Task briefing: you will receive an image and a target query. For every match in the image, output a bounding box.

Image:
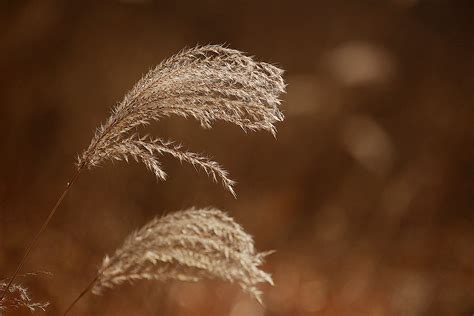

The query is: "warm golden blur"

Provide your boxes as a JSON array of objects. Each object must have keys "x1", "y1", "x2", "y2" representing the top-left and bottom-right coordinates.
[{"x1": 0, "y1": 1, "x2": 472, "y2": 315}]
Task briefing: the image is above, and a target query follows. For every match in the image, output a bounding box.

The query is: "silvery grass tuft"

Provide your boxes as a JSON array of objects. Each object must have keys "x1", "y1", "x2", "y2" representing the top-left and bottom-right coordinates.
[
  {"x1": 77, "y1": 44, "x2": 285, "y2": 195},
  {"x1": 2, "y1": 44, "x2": 285, "y2": 300},
  {"x1": 64, "y1": 208, "x2": 273, "y2": 314},
  {"x1": 0, "y1": 280, "x2": 48, "y2": 313}
]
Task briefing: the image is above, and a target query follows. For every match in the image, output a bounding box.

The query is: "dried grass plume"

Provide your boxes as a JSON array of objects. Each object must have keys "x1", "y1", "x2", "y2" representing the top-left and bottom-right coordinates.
[
  {"x1": 77, "y1": 45, "x2": 286, "y2": 195},
  {"x1": 92, "y1": 207, "x2": 273, "y2": 303},
  {"x1": 0, "y1": 280, "x2": 49, "y2": 313}
]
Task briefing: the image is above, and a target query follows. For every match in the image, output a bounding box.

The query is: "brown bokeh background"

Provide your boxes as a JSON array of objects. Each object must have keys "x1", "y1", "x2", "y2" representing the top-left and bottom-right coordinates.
[{"x1": 0, "y1": 0, "x2": 472, "y2": 315}]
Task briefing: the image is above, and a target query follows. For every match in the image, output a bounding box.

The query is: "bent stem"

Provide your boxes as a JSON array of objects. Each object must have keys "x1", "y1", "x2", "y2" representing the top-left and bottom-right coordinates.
[
  {"x1": 0, "y1": 166, "x2": 84, "y2": 302},
  {"x1": 63, "y1": 273, "x2": 99, "y2": 315}
]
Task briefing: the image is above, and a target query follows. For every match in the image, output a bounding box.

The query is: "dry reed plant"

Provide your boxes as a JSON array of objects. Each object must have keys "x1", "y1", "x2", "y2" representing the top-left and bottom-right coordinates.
[
  {"x1": 64, "y1": 208, "x2": 273, "y2": 314},
  {"x1": 77, "y1": 44, "x2": 285, "y2": 195},
  {"x1": 2, "y1": 44, "x2": 285, "y2": 312},
  {"x1": 0, "y1": 280, "x2": 48, "y2": 313}
]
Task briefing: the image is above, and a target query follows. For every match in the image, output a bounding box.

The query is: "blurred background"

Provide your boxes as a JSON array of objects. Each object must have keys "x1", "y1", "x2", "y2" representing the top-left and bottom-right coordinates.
[{"x1": 0, "y1": 0, "x2": 472, "y2": 315}]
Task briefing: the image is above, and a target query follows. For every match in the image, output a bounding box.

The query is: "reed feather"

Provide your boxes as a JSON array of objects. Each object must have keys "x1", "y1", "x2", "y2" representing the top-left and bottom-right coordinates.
[
  {"x1": 92, "y1": 207, "x2": 273, "y2": 303},
  {"x1": 77, "y1": 45, "x2": 285, "y2": 195}
]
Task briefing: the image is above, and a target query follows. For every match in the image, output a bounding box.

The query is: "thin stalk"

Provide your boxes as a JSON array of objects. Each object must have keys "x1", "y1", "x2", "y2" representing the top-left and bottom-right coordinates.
[
  {"x1": 0, "y1": 166, "x2": 83, "y2": 301},
  {"x1": 63, "y1": 273, "x2": 99, "y2": 316},
  {"x1": 63, "y1": 245, "x2": 121, "y2": 315}
]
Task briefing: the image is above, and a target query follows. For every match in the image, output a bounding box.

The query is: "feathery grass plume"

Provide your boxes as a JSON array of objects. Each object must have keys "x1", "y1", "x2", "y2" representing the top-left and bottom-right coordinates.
[
  {"x1": 77, "y1": 44, "x2": 286, "y2": 195},
  {"x1": 0, "y1": 280, "x2": 49, "y2": 313},
  {"x1": 93, "y1": 207, "x2": 273, "y2": 303},
  {"x1": 2, "y1": 44, "x2": 285, "y2": 302}
]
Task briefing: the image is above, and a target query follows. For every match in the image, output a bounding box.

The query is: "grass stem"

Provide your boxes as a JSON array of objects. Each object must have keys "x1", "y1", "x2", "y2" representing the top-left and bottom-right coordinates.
[
  {"x1": 0, "y1": 167, "x2": 83, "y2": 302},
  {"x1": 63, "y1": 274, "x2": 99, "y2": 316}
]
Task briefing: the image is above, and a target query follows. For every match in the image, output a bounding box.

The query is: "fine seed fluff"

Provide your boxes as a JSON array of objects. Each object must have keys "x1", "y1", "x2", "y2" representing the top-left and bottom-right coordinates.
[
  {"x1": 0, "y1": 280, "x2": 49, "y2": 313},
  {"x1": 77, "y1": 45, "x2": 286, "y2": 195},
  {"x1": 92, "y1": 208, "x2": 274, "y2": 303}
]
